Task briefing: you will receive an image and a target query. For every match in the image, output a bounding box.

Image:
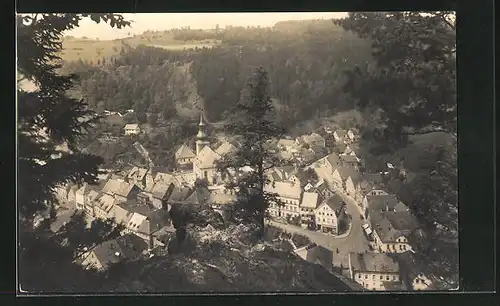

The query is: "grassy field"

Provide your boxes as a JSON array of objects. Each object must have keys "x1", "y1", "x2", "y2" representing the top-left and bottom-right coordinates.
[{"x1": 60, "y1": 31, "x2": 220, "y2": 63}]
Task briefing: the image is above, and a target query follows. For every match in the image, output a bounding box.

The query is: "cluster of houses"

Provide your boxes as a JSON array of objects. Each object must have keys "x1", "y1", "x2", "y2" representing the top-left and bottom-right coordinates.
[{"x1": 50, "y1": 112, "x2": 431, "y2": 290}]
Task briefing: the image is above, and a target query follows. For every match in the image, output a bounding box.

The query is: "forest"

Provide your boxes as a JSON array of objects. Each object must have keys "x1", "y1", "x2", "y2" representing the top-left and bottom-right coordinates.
[{"x1": 63, "y1": 20, "x2": 374, "y2": 128}]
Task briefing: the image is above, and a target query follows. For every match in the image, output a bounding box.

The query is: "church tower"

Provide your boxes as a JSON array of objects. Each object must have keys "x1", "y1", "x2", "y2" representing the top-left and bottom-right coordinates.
[{"x1": 195, "y1": 111, "x2": 210, "y2": 155}]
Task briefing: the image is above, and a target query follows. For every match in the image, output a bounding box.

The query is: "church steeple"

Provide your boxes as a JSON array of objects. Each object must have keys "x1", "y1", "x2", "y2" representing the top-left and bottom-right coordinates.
[{"x1": 195, "y1": 110, "x2": 210, "y2": 155}]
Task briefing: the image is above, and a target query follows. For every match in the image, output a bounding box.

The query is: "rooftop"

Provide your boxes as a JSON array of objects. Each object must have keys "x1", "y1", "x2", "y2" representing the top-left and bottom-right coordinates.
[
  {"x1": 124, "y1": 124, "x2": 139, "y2": 129},
  {"x1": 264, "y1": 181, "x2": 302, "y2": 200},
  {"x1": 175, "y1": 144, "x2": 196, "y2": 159},
  {"x1": 349, "y1": 252, "x2": 399, "y2": 274},
  {"x1": 301, "y1": 192, "x2": 320, "y2": 209}
]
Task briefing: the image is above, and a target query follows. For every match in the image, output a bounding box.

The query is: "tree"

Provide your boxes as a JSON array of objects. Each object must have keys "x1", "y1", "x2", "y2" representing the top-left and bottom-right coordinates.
[
  {"x1": 17, "y1": 13, "x2": 130, "y2": 291},
  {"x1": 216, "y1": 67, "x2": 285, "y2": 238},
  {"x1": 336, "y1": 12, "x2": 456, "y2": 148}
]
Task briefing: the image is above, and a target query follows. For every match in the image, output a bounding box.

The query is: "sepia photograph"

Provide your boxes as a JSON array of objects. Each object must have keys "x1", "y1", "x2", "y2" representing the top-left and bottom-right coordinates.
[{"x1": 17, "y1": 12, "x2": 457, "y2": 294}]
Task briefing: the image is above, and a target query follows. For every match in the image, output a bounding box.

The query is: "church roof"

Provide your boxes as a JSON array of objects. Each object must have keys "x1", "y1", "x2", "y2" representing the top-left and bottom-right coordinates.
[
  {"x1": 194, "y1": 146, "x2": 221, "y2": 169},
  {"x1": 175, "y1": 144, "x2": 196, "y2": 159}
]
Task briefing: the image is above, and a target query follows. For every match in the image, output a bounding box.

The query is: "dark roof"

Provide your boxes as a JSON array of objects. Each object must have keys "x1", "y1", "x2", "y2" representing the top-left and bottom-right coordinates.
[
  {"x1": 184, "y1": 187, "x2": 212, "y2": 205},
  {"x1": 395, "y1": 251, "x2": 427, "y2": 280},
  {"x1": 370, "y1": 210, "x2": 418, "y2": 242},
  {"x1": 305, "y1": 245, "x2": 333, "y2": 271},
  {"x1": 326, "y1": 153, "x2": 340, "y2": 167},
  {"x1": 349, "y1": 252, "x2": 399, "y2": 273},
  {"x1": 324, "y1": 194, "x2": 345, "y2": 212},
  {"x1": 91, "y1": 234, "x2": 148, "y2": 269},
  {"x1": 167, "y1": 187, "x2": 193, "y2": 204},
  {"x1": 365, "y1": 194, "x2": 400, "y2": 212}
]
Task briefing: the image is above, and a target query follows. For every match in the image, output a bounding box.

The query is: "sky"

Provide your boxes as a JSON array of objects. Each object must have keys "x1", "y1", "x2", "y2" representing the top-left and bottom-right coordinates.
[{"x1": 64, "y1": 12, "x2": 348, "y2": 40}]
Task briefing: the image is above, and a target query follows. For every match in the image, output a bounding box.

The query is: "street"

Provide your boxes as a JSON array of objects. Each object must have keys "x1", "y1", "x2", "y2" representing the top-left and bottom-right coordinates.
[{"x1": 267, "y1": 189, "x2": 370, "y2": 267}]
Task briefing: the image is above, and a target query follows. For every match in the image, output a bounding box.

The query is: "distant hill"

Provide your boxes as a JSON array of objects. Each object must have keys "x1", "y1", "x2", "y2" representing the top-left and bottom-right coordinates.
[{"x1": 60, "y1": 33, "x2": 220, "y2": 63}]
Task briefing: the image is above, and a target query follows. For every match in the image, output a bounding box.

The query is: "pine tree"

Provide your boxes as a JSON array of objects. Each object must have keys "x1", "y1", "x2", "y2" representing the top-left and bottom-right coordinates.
[
  {"x1": 17, "y1": 13, "x2": 130, "y2": 292},
  {"x1": 216, "y1": 67, "x2": 285, "y2": 238}
]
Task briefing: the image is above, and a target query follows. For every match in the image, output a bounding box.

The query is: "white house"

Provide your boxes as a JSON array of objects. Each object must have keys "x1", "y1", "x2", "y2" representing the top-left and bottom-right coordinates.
[
  {"x1": 126, "y1": 167, "x2": 149, "y2": 189},
  {"x1": 296, "y1": 133, "x2": 326, "y2": 148},
  {"x1": 299, "y1": 191, "x2": 321, "y2": 226},
  {"x1": 124, "y1": 124, "x2": 140, "y2": 135},
  {"x1": 346, "y1": 129, "x2": 359, "y2": 142},
  {"x1": 314, "y1": 194, "x2": 346, "y2": 235},
  {"x1": 396, "y1": 252, "x2": 433, "y2": 291},
  {"x1": 370, "y1": 210, "x2": 418, "y2": 254},
  {"x1": 193, "y1": 145, "x2": 222, "y2": 185},
  {"x1": 348, "y1": 252, "x2": 401, "y2": 291},
  {"x1": 265, "y1": 181, "x2": 302, "y2": 219}
]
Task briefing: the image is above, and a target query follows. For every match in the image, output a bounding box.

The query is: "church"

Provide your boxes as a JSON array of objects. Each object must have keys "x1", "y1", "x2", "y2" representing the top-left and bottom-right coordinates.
[{"x1": 174, "y1": 112, "x2": 237, "y2": 186}]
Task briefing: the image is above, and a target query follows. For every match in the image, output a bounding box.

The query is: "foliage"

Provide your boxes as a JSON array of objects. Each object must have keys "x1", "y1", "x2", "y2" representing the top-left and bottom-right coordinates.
[
  {"x1": 17, "y1": 13, "x2": 130, "y2": 291},
  {"x1": 336, "y1": 12, "x2": 456, "y2": 149},
  {"x1": 216, "y1": 67, "x2": 286, "y2": 238}
]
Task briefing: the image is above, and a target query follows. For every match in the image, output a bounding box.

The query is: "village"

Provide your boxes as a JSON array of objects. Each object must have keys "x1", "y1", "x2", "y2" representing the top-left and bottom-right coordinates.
[{"x1": 48, "y1": 112, "x2": 433, "y2": 292}]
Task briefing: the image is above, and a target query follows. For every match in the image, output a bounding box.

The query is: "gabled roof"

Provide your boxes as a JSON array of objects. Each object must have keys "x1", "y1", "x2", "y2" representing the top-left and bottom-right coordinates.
[
  {"x1": 91, "y1": 234, "x2": 148, "y2": 269},
  {"x1": 76, "y1": 183, "x2": 89, "y2": 195},
  {"x1": 349, "y1": 252, "x2": 399, "y2": 273},
  {"x1": 370, "y1": 210, "x2": 418, "y2": 242},
  {"x1": 175, "y1": 144, "x2": 196, "y2": 159},
  {"x1": 87, "y1": 190, "x2": 100, "y2": 203},
  {"x1": 321, "y1": 194, "x2": 345, "y2": 212},
  {"x1": 335, "y1": 166, "x2": 360, "y2": 183},
  {"x1": 305, "y1": 244, "x2": 333, "y2": 271},
  {"x1": 127, "y1": 167, "x2": 148, "y2": 181},
  {"x1": 126, "y1": 212, "x2": 148, "y2": 231},
  {"x1": 194, "y1": 146, "x2": 221, "y2": 169},
  {"x1": 301, "y1": 192, "x2": 320, "y2": 209},
  {"x1": 326, "y1": 153, "x2": 340, "y2": 168},
  {"x1": 215, "y1": 141, "x2": 237, "y2": 156},
  {"x1": 365, "y1": 194, "x2": 400, "y2": 212},
  {"x1": 166, "y1": 187, "x2": 193, "y2": 204},
  {"x1": 264, "y1": 181, "x2": 302, "y2": 200},
  {"x1": 108, "y1": 204, "x2": 134, "y2": 225},
  {"x1": 154, "y1": 172, "x2": 176, "y2": 185},
  {"x1": 150, "y1": 182, "x2": 174, "y2": 200},
  {"x1": 95, "y1": 194, "x2": 119, "y2": 213},
  {"x1": 124, "y1": 124, "x2": 139, "y2": 130},
  {"x1": 102, "y1": 179, "x2": 137, "y2": 198}
]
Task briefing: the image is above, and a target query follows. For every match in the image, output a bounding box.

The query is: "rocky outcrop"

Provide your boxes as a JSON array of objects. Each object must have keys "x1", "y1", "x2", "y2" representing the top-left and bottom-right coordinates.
[{"x1": 104, "y1": 223, "x2": 352, "y2": 292}]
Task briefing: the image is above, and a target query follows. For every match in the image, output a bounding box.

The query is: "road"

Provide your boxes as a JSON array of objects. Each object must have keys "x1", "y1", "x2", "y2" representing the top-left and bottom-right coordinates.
[{"x1": 267, "y1": 189, "x2": 370, "y2": 266}]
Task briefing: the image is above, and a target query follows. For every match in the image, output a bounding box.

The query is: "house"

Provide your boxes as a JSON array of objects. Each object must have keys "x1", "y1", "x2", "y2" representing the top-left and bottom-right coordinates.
[
  {"x1": 395, "y1": 251, "x2": 433, "y2": 290},
  {"x1": 94, "y1": 193, "x2": 121, "y2": 220},
  {"x1": 355, "y1": 173, "x2": 384, "y2": 202},
  {"x1": 346, "y1": 129, "x2": 359, "y2": 142},
  {"x1": 193, "y1": 145, "x2": 222, "y2": 185},
  {"x1": 296, "y1": 133, "x2": 326, "y2": 148},
  {"x1": 265, "y1": 181, "x2": 302, "y2": 219},
  {"x1": 215, "y1": 140, "x2": 238, "y2": 156},
  {"x1": 108, "y1": 204, "x2": 134, "y2": 226},
  {"x1": 342, "y1": 143, "x2": 361, "y2": 157},
  {"x1": 362, "y1": 193, "x2": 398, "y2": 216},
  {"x1": 295, "y1": 243, "x2": 333, "y2": 272},
  {"x1": 314, "y1": 194, "x2": 346, "y2": 235},
  {"x1": 340, "y1": 154, "x2": 360, "y2": 169},
  {"x1": 83, "y1": 190, "x2": 100, "y2": 216},
  {"x1": 67, "y1": 184, "x2": 79, "y2": 206},
  {"x1": 80, "y1": 234, "x2": 148, "y2": 271},
  {"x1": 333, "y1": 130, "x2": 347, "y2": 142},
  {"x1": 314, "y1": 180, "x2": 335, "y2": 199},
  {"x1": 124, "y1": 124, "x2": 140, "y2": 135},
  {"x1": 153, "y1": 172, "x2": 176, "y2": 185},
  {"x1": 370, "y1": 210, "x2": 418, "y2": 253},
  {"x1": 126, "y1": 167, "x2": 149, "y2": 189},
  {"x1": 175, "y1": 144, "x2": 196, "y2": 165},
  {"x1": 348, "y1": 252, "x2": 401, "y2": 291},
  {"x1": 165, "y1": 186, "x2": 193, "y2": 206},
  {"x1": 148, "y1": 182, "x2": 175, "y2": 210},
  {"x1": 331, "y1": 166, "x2": 359, "y2": 191},
  {"x1": 132, "y1": 208, "x2": 172, "y2": 248},
  {"x1": 277, "y1": 138, "x2": 297, "y2": 151},
  {"x1": 299, "y1": 191, "x2": 322, "y2": 226},
  {"x1": 101, "y1": 179, "x2": 141, "y2": 203}
]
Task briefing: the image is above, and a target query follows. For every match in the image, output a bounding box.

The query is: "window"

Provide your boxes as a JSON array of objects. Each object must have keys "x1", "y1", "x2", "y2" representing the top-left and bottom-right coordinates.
[
  {"x1": 365, "y1": 275, "x2": 368, "y2": 279},
  {"x1": 393, "y1": 276, "x2": 397, "y2": 281},
  {"x1": 372, "y1": 275, "x2": 375, "y2": 280},
  {"x1": 357, "y1": 274, "x2": 361, "y2": 279},
  {"x1": 403, "y1": 245, "x2": 407, "y2": 250},
  {"x1": 399, "y1": 245, "x2": 403, "y2": 251},
  {"x1": 204, "y1": 171, "x2": 208, "y2": 180},
  {"x1": 380, "y1": 275, "x2": 383, "y2": 280},
  {"x1": 415, "y1": 279, "x2": 420, "y2": 284},
  {"x1": 386, "y1": 276, "x2": 390, "y2": 281}
]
